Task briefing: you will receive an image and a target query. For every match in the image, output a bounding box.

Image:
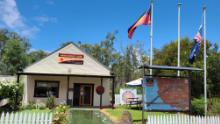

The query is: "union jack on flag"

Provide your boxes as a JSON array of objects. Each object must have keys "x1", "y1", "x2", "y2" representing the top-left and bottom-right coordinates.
[
  {"x1": 194, "y1": 25, "x2": 203, "y2": 43},
  {"x1": 189, "y1": 25, "x2": 203, "y2": 64}
]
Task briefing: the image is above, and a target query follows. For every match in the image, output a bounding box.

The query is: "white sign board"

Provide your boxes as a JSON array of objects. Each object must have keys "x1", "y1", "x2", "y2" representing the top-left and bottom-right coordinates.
[{"x1": 120, "y1": 89, "x2": 137, "y2": 104}]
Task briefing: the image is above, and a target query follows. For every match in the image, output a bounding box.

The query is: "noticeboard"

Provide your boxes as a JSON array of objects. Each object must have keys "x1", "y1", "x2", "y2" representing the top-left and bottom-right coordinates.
[
  {"x1": 143, "y1": 76, "x2": 190, "y2": 112},
  {"x1": 120, "y1": 89, "x2": 137, "y2": 105}
]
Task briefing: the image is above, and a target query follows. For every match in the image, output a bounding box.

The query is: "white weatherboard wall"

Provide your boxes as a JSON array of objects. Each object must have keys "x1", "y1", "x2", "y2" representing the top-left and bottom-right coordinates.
[
  {"x1": 23, "y1": 75, "x2": 112, "y2": 107},
  {"x1": 24, "y1": 75, "x2": 67, "y2": 105},
  {"x1": 102, "y1": 78, "x2": 112, "y2": 106}
]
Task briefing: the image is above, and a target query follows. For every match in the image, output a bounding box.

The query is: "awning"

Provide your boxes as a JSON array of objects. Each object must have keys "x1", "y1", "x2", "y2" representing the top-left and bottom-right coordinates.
[
  {"x1": 139, "y1": 64, "x2": 202, "y2": 71},
  {"x1": 126, "y1": 78, "x2": 142, "y2": 86}
]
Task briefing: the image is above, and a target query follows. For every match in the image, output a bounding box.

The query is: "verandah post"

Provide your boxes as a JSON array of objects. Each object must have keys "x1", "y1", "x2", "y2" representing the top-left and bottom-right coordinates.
[
  {"x1": 66, "y1": 75, "x2": 70, "y2": 105},
  {"x1": 100, "y1": 77, "x2": 103, "y2": 109},
  {"x1": 111, "y1": 76, "x2": 115, "y2": 109}
]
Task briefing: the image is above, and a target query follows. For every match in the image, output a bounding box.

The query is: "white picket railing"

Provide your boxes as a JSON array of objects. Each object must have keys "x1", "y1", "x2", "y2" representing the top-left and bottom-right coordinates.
[
  {"x1": 0, "y1": 112, "x2": 53, "y2": 124},
  {"x1": 147, "y1": 114, "x2": 220, "y2": 124}
]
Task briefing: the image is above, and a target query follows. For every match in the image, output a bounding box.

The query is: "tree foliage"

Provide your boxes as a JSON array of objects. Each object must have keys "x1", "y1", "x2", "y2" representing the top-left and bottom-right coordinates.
[
  {"x1": 0, "y1": 29, "x2": 47, "y2": 75},
  {"x1": 28, "y1": 50, "x2": 48, "y2": 64},
  {"x1": 77, "y1": 31, "x2": 118, "y2": 67},
  {"x1": 153, "y1": 38, "x2": 219, "y2": 98},
  {"x1": 0, "y1": 80, "x2": 23, "y2": 112},
  {"x1": 0, "y1": 30, "x2": 31, "y2": 74},
  {"x1": 207, "y1": 52, "x2": 220, "y2": 97}
]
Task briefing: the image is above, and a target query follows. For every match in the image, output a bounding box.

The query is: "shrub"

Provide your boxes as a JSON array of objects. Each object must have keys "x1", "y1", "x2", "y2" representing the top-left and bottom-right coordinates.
[
  {"x1": 208, "y1": 98, "x2": 220, "y2": 115},
  {"x1": 37, "y1": 102, "x2": 47, "y2": 109},
  {"x1": 191, "y1": 98, "x2": 204, "y2": 115},
  {"x1": 20, "y1": 101, "x2": 36, "y2": 110},
  {"x1": 46, "y1": 96, "x2": 55, "y2": 109},
  {"x1": 0, "y1": 80, "x2": 23, "y2": 112},
  {"x1": 53, "y1": 104, "x2": 69, "y2": 124}
]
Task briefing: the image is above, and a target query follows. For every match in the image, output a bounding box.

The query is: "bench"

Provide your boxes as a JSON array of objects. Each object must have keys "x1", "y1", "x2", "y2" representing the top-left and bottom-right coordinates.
[{"x1": 128, "y1": 98, "x2": 142, "y2": 108}]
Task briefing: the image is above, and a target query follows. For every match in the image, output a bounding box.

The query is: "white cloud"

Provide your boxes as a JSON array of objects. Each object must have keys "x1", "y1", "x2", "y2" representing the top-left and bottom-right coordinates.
[
  {"x1": 0, "y1": 0, "x2": 39, "y2": 37},
  {"x1": 33, "y1": 15, "x2": 57, "y2": 26},
  {"x1": 0, "y1": 0, "x2": 24, "y2": 28},
  {"x1": 20, "y1": 26, "x2": 39, "y2": 38}
]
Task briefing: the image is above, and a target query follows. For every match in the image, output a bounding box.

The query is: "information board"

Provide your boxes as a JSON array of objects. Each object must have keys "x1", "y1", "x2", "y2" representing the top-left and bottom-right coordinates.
[
  {"x1": 120, "y1": 89, "x2": 137, "y2": 105},
  {"x1": 143, "y1": 76, "x2": 190, "y2": 112}
]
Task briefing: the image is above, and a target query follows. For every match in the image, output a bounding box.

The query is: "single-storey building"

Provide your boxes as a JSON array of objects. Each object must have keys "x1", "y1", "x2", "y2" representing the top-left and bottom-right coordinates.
[{"x1": 18, "y1": 43, "x2": 115, "y2": 108}]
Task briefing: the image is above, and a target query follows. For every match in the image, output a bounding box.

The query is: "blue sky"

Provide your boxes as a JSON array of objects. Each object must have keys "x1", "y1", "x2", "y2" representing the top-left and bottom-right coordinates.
[{"x1": 0, "y1": 0, "x2": 219, "y2": 54}]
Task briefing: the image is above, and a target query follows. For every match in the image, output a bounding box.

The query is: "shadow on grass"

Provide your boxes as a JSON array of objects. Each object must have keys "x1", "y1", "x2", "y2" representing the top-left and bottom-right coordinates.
[{"x1": 133, "y1": 119, "x2": 147, "y2": 124}]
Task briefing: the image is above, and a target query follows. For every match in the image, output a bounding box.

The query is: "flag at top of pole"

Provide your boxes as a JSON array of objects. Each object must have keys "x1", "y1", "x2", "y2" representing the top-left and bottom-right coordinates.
[
  {"x1": 195, "y1": 25, "x2": 203, "y2": 42},
  {"x1": 188, "y1": 25, "x2": 203, "y2": 64},
  {"x1": 128, "y1": 6, "x2": 151, "y2": 39}
]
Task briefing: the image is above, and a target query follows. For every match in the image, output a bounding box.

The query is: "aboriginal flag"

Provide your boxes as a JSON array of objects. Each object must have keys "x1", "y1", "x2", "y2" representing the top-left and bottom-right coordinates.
[{"x1": 128, "y1": 7, "x2": 151, "y2": 39}]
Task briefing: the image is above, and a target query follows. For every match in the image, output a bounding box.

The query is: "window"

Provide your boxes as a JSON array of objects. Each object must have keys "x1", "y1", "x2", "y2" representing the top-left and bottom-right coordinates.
[{"x1": 34, "y1": 80, "x2": 59, "y2": 98}]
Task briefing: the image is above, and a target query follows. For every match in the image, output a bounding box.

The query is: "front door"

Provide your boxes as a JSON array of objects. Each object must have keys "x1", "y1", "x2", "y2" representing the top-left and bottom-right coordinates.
[{"x1": 73, "y1": 83, "x2": 93, "y2": 106}]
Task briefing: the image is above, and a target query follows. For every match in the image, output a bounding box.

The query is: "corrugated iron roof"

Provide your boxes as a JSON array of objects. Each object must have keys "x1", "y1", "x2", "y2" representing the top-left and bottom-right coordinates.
[{"x1": 139, "y1": 64, "x2": 202, "y2": 71}]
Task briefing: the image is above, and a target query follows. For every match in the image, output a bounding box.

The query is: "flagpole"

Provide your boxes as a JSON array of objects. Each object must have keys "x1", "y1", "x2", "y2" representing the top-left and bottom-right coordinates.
[
  {"x1": 203, "y1": 5, "x2": 207, "y2": 116},
  {"x1": 150, "y1": 0, "x2": 154, "y2": 75},
  {"x1": 177, "y1": 0, "x2": 181, "y2": 76},
  {"x1": 177, "y1": 2, "x2": 181, "y2": 123}
]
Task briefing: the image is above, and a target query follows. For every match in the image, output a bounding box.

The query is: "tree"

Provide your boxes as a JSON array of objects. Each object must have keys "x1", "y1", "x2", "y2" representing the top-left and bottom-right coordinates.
[
  {"x1": 0, "y1": 29, "x2": 10, "y2": 56},
  {"x1": 0, "y1": 80, "x2": 23, "y2": 112},
  {"x1": 73, "y1": 31, "x2": 119, "y2": 68},
  {"x1": 28, "y1": 50, "x2": 48, "y2": 63},
  {"x1": 153, "y1": 38, "x2": 219, "y2": 98},
  {"x1": 0, "y1": 33, "x2": 30, "y2": 74},
  {"x1": 207, "y1": 52, "x2": 220, "y2": 97},
  {"x1": 100, "y1": 32, "x2": 117, "y2": 66},
  {"x1": 110, "y1": 41, "x2": 148, "y2": 89}
]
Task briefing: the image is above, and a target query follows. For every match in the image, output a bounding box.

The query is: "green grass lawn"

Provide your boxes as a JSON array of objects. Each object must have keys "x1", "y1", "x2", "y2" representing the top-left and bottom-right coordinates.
[
  {"x1": 104, "y1": 106, "x2": 168, "y2": 124},
  {"x1": 18, "y1": 108, "x2": 52, "y2": 114}
]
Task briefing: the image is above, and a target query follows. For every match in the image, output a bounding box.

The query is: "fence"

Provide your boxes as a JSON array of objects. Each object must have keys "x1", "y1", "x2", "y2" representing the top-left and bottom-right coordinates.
[
  {"x1": 147, "y1": 114, "x2": 220, "y2": 124},
  {"x1": 0, "y1": 112, "x2": 53, "y2": 124}
]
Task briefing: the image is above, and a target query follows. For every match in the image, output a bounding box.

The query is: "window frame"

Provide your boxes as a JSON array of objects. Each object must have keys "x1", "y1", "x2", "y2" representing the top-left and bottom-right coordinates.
[{"x1": 34, "y1": 80, "x2": 60, "y2": 98}]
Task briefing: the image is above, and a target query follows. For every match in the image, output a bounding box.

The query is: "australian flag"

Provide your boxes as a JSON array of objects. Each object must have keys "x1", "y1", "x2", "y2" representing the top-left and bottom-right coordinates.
[{"x1": 189, "y1": 25, "x2": 203, "y2": 64}]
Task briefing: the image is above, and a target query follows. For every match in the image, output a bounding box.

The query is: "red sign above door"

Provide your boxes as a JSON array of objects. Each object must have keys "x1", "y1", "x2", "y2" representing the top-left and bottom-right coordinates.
[{"x1": 58, "y1": 53, "x2": 84, "y2": 64}]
